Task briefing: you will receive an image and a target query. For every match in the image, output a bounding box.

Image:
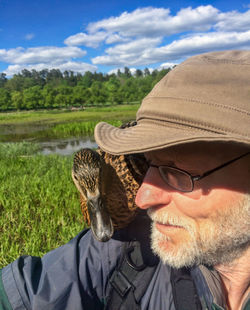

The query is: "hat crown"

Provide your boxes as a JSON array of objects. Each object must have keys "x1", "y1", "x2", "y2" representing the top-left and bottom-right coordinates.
[
  {"x1": 137, "y1": 50, "x2": 250, "y2": 137},
  {"x1": 95, "y1": 51, "x2": 250, "y2": 155}
]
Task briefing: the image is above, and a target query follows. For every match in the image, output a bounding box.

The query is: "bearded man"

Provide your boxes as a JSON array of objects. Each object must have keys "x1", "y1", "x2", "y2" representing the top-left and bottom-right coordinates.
[{"x1": 1, "y1": 50, "x2": 249, "y2": 310}]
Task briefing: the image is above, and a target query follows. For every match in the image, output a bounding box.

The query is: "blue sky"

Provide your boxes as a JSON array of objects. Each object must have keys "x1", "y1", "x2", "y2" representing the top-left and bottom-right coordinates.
[{"x1": 1, "y1": 0, "x2": 250, "y2": 76}]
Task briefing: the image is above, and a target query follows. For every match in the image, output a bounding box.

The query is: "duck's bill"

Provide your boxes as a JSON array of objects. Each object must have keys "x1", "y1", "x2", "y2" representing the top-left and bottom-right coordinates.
[{"x1": 87, "y1": 197, "x2": 114, "y2": 242}]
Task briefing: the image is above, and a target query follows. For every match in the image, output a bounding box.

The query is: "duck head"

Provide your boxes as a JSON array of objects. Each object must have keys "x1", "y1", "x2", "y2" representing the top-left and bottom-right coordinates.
[{"x1": 72, "y1": 148, "x2": 114, "y2": 242}]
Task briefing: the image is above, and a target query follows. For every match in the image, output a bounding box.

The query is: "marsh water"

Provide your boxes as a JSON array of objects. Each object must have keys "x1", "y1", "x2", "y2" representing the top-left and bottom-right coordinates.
[
  {"x1": 40, "y1": 138, "x2": 97, "y2": 155},
  {"x1": 0, "y1": 122, "x2": 97, "y2": 155}
]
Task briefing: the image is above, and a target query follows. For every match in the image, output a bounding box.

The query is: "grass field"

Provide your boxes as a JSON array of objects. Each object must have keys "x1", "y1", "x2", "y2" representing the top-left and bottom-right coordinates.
[
  {"x1": 0, "y1": 105, "x2": 139, "y2": 268},
  {"x1": 0, "y1": 104, "x2": 139, "y2": 125},
  {"x1": 0, "y1": 142, "x2": 84, "y2": 268}
]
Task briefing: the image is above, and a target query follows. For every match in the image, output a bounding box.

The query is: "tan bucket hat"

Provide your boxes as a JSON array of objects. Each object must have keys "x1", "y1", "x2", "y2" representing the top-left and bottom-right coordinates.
[{"x1": 95, "y1": 50, "x2": 250, "y2": 155}]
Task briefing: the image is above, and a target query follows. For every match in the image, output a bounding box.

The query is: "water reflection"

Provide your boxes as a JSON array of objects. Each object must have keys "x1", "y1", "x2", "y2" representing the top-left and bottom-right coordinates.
[
  {"x1": 0, "y1": 123, "x2": 52, "y2": 142},
  {"x1": 40, "y1": 137, "x2": 97, "y2": 155},
  {"x1": 0, "y1": 123, "x2": 99, "y2": 155}
]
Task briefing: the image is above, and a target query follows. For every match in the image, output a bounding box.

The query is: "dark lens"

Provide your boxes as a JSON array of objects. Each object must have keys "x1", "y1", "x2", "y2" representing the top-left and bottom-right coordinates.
[{"x1": 159, "y1": 166, "x2": 193, "y2": 192}]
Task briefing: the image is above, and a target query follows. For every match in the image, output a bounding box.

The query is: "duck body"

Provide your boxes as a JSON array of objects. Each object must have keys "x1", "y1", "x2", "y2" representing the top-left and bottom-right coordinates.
[{"x1": 72, "y1": 147, "x2": 148, "y2": 242}]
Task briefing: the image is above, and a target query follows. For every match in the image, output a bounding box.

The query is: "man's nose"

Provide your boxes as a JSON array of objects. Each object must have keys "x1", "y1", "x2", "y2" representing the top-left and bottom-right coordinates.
[{"x1": 135, "y1": 167, "x2": 172, "y2": 210}]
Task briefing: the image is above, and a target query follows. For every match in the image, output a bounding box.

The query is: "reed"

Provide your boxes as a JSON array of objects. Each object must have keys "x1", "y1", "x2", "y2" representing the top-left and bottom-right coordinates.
[
  {"x1": 0, "y1": 142, "x2": 84, "y2": 268},
  {"x1": 51, "y1": 120, "x2": 123, "y2": 137}
]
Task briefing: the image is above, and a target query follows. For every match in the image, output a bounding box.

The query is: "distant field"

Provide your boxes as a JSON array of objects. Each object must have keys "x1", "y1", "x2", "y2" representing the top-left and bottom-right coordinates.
[
  {"x1": 0, "y1": 105, "x2": 138, "y2": 142},
  {"x1": 0, "y1": 105, "x2": 139, "y2": 142},
  {"x1": 0, "y1": 142, "x2": 84, "y2": 268},
  {"x1": 0, "y1": 104, "x2": 139, "y2": 125}
]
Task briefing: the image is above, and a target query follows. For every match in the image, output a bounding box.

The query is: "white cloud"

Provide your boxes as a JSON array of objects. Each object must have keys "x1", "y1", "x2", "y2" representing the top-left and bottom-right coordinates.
[
  {"x1": 4, "y1": 61, "x2": 97, "y2": 76},
  {"x1": 92, "y1": 38, "x2": 162, "y2": 66},
  {"x1": 64, "y1": 5, "x2": 250, "y2": 68},
  {"x1": 107, "y1": 68, "x2": 120, "y2": 75},
  {"x1": 0, "y1": 46, "x2": 91, "y2": 76},
  {"x1": 87, "y1": 6, "x2": 219, "y2": 38},
  {"x1": 25, "y1": 33, "x2": 35, "y2": 40},
  {"x1": 148, "y1": 30, "x2": 250, "y2": 62},
  {"x1": 63, "y1": 6, "x2": 220, "y2": 49},
  {"x1": 105, "y1": 33, "x2": 130, "y2": 44},
  {"x1": 215, "y1": 10, "x2": 250, "y2": 31},
  {"x1": 64, "y1": 31, "x2": 107, "y2": 47},
  {"x1": 0, "y1": 46, "x2": 86, "y2": 64},
  {"x1": 105, "y1": 37, "x2": 162, "y2": 55},
  {"x1": 159, "y1": 62, "x2": 178, "y2": 69},
  {"x1": 2, "y1": 5, "x2": 250, "y2": 75},
  {"x1": 92, "y1": 30, "x2": 250, "y2": 66}
]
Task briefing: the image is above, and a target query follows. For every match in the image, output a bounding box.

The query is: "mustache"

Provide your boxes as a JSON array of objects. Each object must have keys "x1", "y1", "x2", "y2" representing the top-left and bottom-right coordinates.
[{"x1": 147, "y1": 208, "x2": 192, "y2": 231}]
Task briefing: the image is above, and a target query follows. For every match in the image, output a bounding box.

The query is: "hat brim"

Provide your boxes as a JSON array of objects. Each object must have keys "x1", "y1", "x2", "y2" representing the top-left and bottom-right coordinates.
[{"x1": 94, "y1": 120, "x2": 249, "y2": 155}]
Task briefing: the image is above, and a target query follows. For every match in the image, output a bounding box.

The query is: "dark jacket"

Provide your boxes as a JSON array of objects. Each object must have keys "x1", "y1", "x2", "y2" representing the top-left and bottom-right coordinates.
[{"x1": 1, "y1": 215, "x2": 249, "y2": 310}]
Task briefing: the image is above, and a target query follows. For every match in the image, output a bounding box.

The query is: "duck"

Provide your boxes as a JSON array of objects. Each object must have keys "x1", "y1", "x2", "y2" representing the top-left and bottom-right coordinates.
[{"x1": 72, "y1": 131, "x2": 148, "y2": 242}]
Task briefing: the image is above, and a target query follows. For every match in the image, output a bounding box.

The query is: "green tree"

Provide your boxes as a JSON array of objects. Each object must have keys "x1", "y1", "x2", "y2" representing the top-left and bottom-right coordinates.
[
  {"x1": 0, "y1": 66, "x2": 172, "y2": 111},
  {"x1": 46, "y1": 69, "x2": 63, "y2": 87},
  {"x1": 0, "y1": 88, "x2": 11, "y2": 110},
  {"x1": 78, "y1": 71, "x2": 93, "y2": 88},
  {"x1": 90, "y1": 81, "x2": 108, "y2": 105},
  {"x1": 136, "y1": 75, "x2": 154, "y2": 100},
  {"x1": 117, "y1": 69, "x2": 122, "y2": 77},
  {"x1": 0, "y1": 73, "x2": 7, "y2": 88},
  {"x1": 23, "y1": 86, "x2": 43, "y2": 109},
  {"x1": 124, "y1": 67, "x2": 132, "y2": 78},
  {"x1": 42, "y1": 85, "x2": 57, "y2": 108},
  {"x1": 93, "y1": 72, "x2": 105, "y2": 82},
  {"x1": 21, "y1": 69, "x2": 32, "y2": 78},
  {"x1": 54, "y1": 85, "x2": 73, "y2": 108},
  {"x1": 120, "y1": 78, "x2": 138, "y2": 103},
  {"x1": 5, "y1": 74, "x2": 25, "y2": 92},
  {"x1": 11, "y1": 91, "x2": 23, "y2": 110},
  {"x1": 135, "y1": 69, "x2": 143, "y2": 78},
  {"x1": 72, "y1": 86, "x2": 91, "y2": 106},
  {"x1": 31, "y1": 69, "x2": 46, "y2": 87},
  {"x1": 105, "y1": 76, "x2": 121, "y2": 104},
  {"x1": 63, "y1": 71, "x2": 77, "y2": 87},
  {"x1": 144, "y1": 68, "x2": 150, "y2": 76}
]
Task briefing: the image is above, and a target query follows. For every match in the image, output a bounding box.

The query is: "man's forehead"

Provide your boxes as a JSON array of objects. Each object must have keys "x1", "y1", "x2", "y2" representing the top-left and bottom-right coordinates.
[{"x1": 144, "y1": 142, "x2": 247, "y2": 163}]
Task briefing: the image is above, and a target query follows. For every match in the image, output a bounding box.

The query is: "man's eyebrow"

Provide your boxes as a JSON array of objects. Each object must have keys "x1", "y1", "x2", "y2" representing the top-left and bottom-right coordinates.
[
  {"x1": 148, "y1": 158, "x2": 176, "y2": 167},
  {"x1": 145, "y1": 149, "x2": 192, "y2": 167}
]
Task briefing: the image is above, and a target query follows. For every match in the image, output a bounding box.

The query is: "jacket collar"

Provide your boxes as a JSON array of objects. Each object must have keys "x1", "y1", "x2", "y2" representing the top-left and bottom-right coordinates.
[
  {"x1": 191, "y1": 265, "x2": 250, "y2": 310},
  {"x1": 191, "y1": 265, "x2": 227, "y2": 309}
]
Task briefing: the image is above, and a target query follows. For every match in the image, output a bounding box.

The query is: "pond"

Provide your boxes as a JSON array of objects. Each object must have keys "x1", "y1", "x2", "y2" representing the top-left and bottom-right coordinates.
[
  {"x1": 40, "y1": 137, "x2": 97, "y2": 155},
  {"x1": 0, "y1": 122, "x2": 98, "y2": 155}
]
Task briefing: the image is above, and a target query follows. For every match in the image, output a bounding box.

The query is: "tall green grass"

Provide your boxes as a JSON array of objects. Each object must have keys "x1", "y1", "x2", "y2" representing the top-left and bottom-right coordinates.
[
  {"x1": 0, "y1": 142, "x2": 85, "y2": 268},
  {"x1": 0, "y1": 120, "x2": 125, "y2": 142},
  {"x1": 50, "y1": 120, "x2": 123, "y2": 137}
]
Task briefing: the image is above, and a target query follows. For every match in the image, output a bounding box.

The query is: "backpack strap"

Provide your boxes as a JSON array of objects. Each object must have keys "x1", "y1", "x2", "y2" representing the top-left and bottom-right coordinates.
[
  {"x1": 104, "y1": 211, "x2": 202, "y2": 310},
  {"x1": 106, "y1": 245, "x2": 203, "y2": 310},
  {"x1": 171, "y1": 267, "x2": 202, "y2": 310},
  {"x1": 105, "y1": 241, "x2": 159, "y2": 310}
]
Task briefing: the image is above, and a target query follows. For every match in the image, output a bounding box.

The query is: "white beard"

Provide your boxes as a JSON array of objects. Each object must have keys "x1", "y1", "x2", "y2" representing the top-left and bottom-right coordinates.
[{"x1": 148, "y1": 194, "x2": 250, "y2": 268}]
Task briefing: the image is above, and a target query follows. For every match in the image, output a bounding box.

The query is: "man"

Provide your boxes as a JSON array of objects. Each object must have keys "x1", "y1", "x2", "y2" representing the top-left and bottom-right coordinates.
[{"x1": 1, "y1": 50, "x2": 249, "y2": 309}]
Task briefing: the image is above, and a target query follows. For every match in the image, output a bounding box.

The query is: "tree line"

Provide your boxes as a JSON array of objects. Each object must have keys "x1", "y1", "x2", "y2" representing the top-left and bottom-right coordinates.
[{"x1": 0, "y1": 67, "x2": 171, "y2": 111}]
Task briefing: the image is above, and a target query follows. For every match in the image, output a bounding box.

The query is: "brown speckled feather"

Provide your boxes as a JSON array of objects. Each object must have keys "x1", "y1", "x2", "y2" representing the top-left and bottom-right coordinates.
[
  {"x1": 72, "y1": 121, "x2": 148, "y2": 236},
  {"x1": 96, "y1": 148, "x2": 148, "y2": 229}
]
